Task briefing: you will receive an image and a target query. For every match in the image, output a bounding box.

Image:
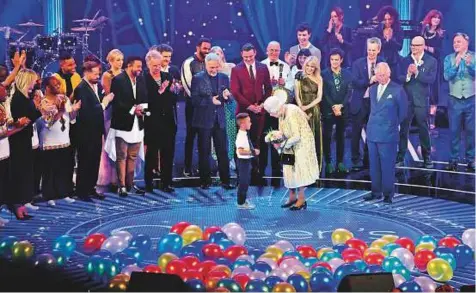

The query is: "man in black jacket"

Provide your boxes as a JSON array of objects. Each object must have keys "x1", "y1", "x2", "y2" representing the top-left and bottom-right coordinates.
[
  {"x1": 73, "y1": 61, "x2": 114, "y2": 201},
  {"x1": 110, "y1": 56, "x2": 148, "y2": 197},
  {"x1": 321, "y1": 48, "x2": 353, "y2": 175}
]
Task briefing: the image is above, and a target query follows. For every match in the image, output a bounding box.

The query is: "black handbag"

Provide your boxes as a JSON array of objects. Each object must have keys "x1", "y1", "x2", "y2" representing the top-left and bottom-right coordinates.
[{"x1": 280, "y1": 139, "x2": 295, "y2": 166}]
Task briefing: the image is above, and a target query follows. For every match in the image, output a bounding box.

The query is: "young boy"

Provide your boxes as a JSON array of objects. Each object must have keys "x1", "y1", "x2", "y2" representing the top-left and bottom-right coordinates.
[{"x1": 235, "y1": 113, "x2": 259, "y2": 209}]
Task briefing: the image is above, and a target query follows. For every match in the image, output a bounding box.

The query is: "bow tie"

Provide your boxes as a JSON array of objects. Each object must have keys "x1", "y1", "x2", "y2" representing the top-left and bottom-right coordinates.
[{"x1": 270, "y1": 62, "x2": 279, "y2": 66}]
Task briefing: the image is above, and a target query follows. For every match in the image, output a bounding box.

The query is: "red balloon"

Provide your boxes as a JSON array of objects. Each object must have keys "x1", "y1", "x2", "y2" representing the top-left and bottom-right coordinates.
[
  {"x1": 182, "y1": 255, "x2": 200, "y2": 269},
  {"x1": 207, "y1": 270, "x2": 229, "y2": 280},
  {"x1": 395, "y1": 237, "x2": 415, "y2": 254},
  {"x1": 342, "y1": 248, "x2": 363, "y2": 258},
  {"x1": 204, "y1": 226, "x2": 222, "y2": 241},
  {"x1": 364, "y1": 252, "x2": 385, "y2": 265},
  {"x1": 197, "y1": 260, "x2": 217, "y2": 275},
  {"x1": 203, "y1": 243, "x2": 223, "y2": 259},
  {"x1": 233, "y1": 273, "x2": 251, "y2": 290},
  {"x1": 166, "y1": 259, "x2": 188, "y2": 275},
  {"x1": 438, "y1": 236, "x2": 461, "y2": 249},
  {"x1": 83, "y1": 233, "x2": 107, "y2": 254},
  {"x1": 312, "y1": 261, "x2": 333, "y2": 272},
  {"x1": 343, "y1": 253, "x2": 362, "y2": 263},
  {"x1": 170, "y1": 222, "x2": 191, "y2": 235},
  {"x1": 223, "y1": 245, "x2": 248, "y2": 261},
  {"x1": 215, "y1": 288, "x2": 230, "y2": 292},
  {"x1": 181, "y1": 269, "x2": 204, "y2": 282},
  {"x1": 296, "y1": 245, "x2": 317, "y2": 258},
  {"x1": 345, "y1": 238, "x2": 369, "y2": 255},
  {"x1": 143, "y1": 264, "x2": 162, "y2": 274},
  {"x1": 414, "y1": 249, "x2": 436, "y2": 271}
]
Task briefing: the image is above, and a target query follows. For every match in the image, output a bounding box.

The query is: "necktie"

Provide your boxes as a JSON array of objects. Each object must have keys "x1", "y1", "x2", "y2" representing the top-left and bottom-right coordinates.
[
  {"x1": 377, "y1": 85, "x2": 385, "y2": 101},
  {"x1": 247, "y1": 131, "x2": 255, "y2": 156},
  {"x1": 249, "y1": 65, "x2": 255, "y2": 82},
  {"x1": 270, "y1": 62, "x2": 279, "y2": 66},
  {"x1": 370, "y1": 63, "x2": 376, "y2": 77}
]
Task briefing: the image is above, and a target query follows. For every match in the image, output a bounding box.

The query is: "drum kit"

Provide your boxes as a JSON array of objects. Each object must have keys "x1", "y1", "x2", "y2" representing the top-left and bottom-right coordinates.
[{"x1": 1, "y1": 13, "x2": 108, "y2": 77}]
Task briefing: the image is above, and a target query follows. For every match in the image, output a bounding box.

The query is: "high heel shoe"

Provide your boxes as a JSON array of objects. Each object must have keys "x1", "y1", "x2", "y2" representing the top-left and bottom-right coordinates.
[
  {"x1": 14, "y1": 206, "x2": 33, "y2": 221},
  {"x1": 290, "y1": 201, "x2": 307, "y2": 211},
  {"x1": 281, "y1": 199, "x2": 298, "y2": 208}
]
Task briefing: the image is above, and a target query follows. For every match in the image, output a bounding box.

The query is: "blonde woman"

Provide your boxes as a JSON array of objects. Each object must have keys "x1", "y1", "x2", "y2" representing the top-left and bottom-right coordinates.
[
  {"x1": 294, "y1": 55, "x2": 323, "y2": 170},
  {"x1": 98, "y1": 49, "x2": 123, "y2": 190},
  {"x1": 8, "y1": 69, "x2": 42, "y2": 220},
  {"x1": 210, "y1": 46, "x2": 237, "y2": 170}
]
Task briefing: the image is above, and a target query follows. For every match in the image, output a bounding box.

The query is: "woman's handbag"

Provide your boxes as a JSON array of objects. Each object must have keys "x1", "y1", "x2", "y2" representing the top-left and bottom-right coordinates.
[{"x1": 280, "y1": 139, "x2": 295, "y2": 166}]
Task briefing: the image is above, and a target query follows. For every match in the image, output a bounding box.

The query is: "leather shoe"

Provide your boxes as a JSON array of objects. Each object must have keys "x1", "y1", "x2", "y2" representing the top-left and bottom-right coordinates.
[
  {"x1": 281, "y1": 199, "x2": 297, "y2": 208},
  {"x1": 363, "y1": 193, "x2": 383, "y2": 201},
  {"x1": 383, "y1": 197, "x2": 393, "y2": 204},
  {"x1": 132, "y1": 185, "x2": 146, "y2": 195},
  {"x1": 161, "y1": 186, "x2": 175, "y2": 193},
  {"x1": 92, "y1": 191, "x2": 106, "y2": 200},
  {"x1": 118, "y1": 187, "x2": 128, "y2": 197},
  {"x1": 221, "y1": 183, "x2": 234, "y2": 190}
]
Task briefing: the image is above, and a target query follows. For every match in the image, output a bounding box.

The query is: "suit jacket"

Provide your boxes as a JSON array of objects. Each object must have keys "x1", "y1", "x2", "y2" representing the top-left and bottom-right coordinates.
[
  {"x1": 191, "y1": 71, "x2": 231, "y2": 129},
  {"x1": 144, "y1": 71, "x2": 177, "y2": 144},
  {"x1": 167, "y1": 65, "x2": 181, "y2": 80},
  {"x1": 367, "y1": 81, "x2": 408, "y2": 143},
  {"x1": 350, "y1": 56, "x2": 385, "y2": 114},
  {"x1": 321, "y1": 68, "x2": 353, "y2": 118},
  {"x1": 321, "y1": 26, "x2": 353, "y2": 68},
  {"x1": 373, "y1": 23, "x2": 404, "y2": 66},
  {"x1": 230, "y1": 62, "x2": 272, "y2": 113},
  {"x1": 398, "y1": 53, "x2": 437, "y2": 107},
  {"x1": 9, "y1": 88, "x2": 41, "y2": 147},
  {"x1": 72, "y1": 80, "x2": 105, "y2": 143},
  {"x1": 110, "y1": 72, "x2": 148, "y2": 132}
]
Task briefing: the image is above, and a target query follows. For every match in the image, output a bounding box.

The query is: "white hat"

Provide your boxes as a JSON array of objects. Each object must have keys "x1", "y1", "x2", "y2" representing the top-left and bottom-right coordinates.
[{"x1": 264, "y1": 95, "x2": 286, "y2": 114}]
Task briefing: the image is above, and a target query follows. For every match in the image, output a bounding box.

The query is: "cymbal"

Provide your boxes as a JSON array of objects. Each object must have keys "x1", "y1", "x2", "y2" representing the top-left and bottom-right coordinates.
[
  {"x1": 18, "y1": 21, "x2": 44, "y2": 27},
  {"x1": 90, "y1": 16, "x2": 109, "y2": 27},
  {"x1": 71, "y1": 26, "x2": 96, "y2": 32},
  {"x1": 0, "y1": 26, "x2": 24, "y2": 34},
  {"x1": 72, "y1": 18, "x2": 94, "y2": 23}
]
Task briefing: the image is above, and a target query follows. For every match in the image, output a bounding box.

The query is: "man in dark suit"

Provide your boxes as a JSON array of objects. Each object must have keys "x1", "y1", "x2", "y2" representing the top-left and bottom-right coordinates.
[
  {"x1": 230, "y1": 43, "x2": 272, "y2": 183},
  {"x1": 110, "y1": 56, "x2": 148, "y2": 197},
  {"x1": 321, "y1": 48, "x2": 353, "y2": 175},
  {"x1": 154, "y1": 44, "x2": 181, "y2": 80},
  {"x1": 397, "y1": 36, "x2": 437, "y2": 168},
  {"x1": 350, "y1": 37, "x2": 384, "y2": 170},
  {"x1": 73, "y1": 61, "x2": 114, "y2": 201},
  {"x1": 144, "y1": 50, "x2": 178, "y2": 193},
  {"x1": 364, "y1": 62, "x2": 407, "y2": 203},
  {"x1": 191, "y1": 53, "x2": 234, "y2": 190}
]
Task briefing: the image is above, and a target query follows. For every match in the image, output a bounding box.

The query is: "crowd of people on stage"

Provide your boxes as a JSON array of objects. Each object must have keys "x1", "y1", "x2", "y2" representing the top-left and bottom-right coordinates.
[{"x1": 0, "y1": 5, "x2": 474, "y2": 222}]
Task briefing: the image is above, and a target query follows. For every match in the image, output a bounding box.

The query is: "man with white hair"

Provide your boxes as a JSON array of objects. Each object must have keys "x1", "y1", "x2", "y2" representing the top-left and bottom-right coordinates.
[
  {"x1": 364, "y1": 62, "x2": 407, "y2": 204},
  {"x1": 191, "y1": 53, "x2": 234, "y2": 190}
]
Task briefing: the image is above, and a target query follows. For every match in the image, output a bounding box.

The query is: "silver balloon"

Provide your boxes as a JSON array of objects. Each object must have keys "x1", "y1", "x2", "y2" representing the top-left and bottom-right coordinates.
[
  {"x1": 392, "y1": 274, "x2": 406, "y2": 287},
  {"x1": 274, "y1": 240, "x2": 295, "y2": 252},
  {"x1": 222, "y1": 225, "x2": 246, "y2": 246},
  {"x1": 327, "y1": 258, "x2": 345, "y2": 273},
  {"x1": 249, "y1": 270, "x2": 266, "y2": 280},
  {"x1": 232, "y1": 265, "x2": 252, "y2": 277},
  {"x1": 222, "y1": 222, "x2": 240, "y2": 231},
  {"x1": 236, "y1": 254, "x2": 255, "y2": 264},
  {"x1": 391, "y1": 248, "x2": 415, "y2": 271},
  {"x1": 112, "y1": 230, "x2": 133, "y2": 243},
  {"x1": 462, "y1": 228, "x2": 475, "y2": 251},
  {"x1": 101, "y1": 235, "x2": 128, "y2": 254},
  {"x1": 414, "y1": 276, "x2": 437, "y2": 292},
  {"x1": 270, "y1": 268, "x2": 288, "y2": 280}
]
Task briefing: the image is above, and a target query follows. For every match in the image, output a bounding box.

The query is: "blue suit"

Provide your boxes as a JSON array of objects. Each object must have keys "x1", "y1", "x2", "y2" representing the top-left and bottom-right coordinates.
[
  {"x1": 191, "y1": 71, "x2": 231, "y2": 185},
  {"x1": 367, "y1": 81, "x2": 407, "y2": 199}
]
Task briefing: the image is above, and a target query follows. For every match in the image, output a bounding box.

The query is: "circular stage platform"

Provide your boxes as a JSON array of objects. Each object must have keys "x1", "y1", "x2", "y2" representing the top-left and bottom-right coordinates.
[{"x1": 1, "y1": 186, "x2": 475, "y2": 290}]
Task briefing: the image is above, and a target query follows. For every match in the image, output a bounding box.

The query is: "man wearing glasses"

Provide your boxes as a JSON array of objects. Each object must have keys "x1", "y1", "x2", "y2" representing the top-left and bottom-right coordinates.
[
  {"x1": 396, "y1": 36, "x2": 437, "y2": 168},
  {"x1": 444, "y1": 33, "x2": 475, "y2": 172}
]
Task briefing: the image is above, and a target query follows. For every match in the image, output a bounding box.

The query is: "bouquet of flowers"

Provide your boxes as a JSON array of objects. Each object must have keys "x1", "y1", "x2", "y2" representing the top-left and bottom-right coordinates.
[{"x1": 265, "y1": 129, "x2": 287, "y2": 153}]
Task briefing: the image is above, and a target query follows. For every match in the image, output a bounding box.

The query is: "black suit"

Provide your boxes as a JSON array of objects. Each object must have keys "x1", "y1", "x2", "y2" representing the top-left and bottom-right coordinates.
[
  {"x1": 321, "y1": 26, "x2": 353, "y2": 68},
  {"x1": 321, "y1": 68, "x2": 353, "y2": 166},
  {"x1": 72, "y1": 80, "x2": 105, "y2": 197},
  {"x1": 144, "y1": 71, "x2": 177, "y2": 189}
]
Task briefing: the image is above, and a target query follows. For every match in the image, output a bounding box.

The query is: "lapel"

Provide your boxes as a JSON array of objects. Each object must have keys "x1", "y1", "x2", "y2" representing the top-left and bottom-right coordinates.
[
  {"x1": 123, "y1": 73, "x2": 135, "y2": 101},
  {"x1": 84, "y1": 80, "x2": 100, "y2": 105},
  {"x1": 378, "y1": 83, "x2": 391, "y2": 104},
  {"x1": 203, "y1": 72, "x2": 213, "y2": 95},
  {"x1": 370, "y1": 85, "x2": 378, "y2": 105},
  {"x1": 325, "y1": 70, "x2": 337, "y2": 96}
]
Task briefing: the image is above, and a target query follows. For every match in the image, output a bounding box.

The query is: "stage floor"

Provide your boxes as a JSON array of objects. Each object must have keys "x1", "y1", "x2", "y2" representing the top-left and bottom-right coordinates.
[{"x1": 1, "y1": 186, "x2": 474, "y2": 290}]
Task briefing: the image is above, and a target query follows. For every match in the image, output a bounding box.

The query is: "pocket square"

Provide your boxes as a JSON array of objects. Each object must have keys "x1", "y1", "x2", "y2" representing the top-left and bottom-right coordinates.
[{"x1": 387, "y1": 94, "x2": 393, "y2": 99}]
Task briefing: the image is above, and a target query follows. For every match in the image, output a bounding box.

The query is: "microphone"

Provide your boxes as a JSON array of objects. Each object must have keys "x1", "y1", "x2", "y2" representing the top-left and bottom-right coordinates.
[
  {"x1": 141, "y1": 108, "x2": 151, "y2": 116},
  {"x1": 278, "y1": 64, "x2": 284, "y2": 79},
  {"x1": 5, "y1": 27, "x2": 10, "y2": 40},
  {"x1": 218, "y1": 85, "x2": 229, "y2": 103}
]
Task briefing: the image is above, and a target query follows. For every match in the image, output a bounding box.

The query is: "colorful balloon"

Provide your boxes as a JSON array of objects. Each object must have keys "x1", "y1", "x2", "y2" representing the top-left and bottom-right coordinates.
[
  {"x1": 249, "y1": 270, "x2": 267, "y2": 280},
  {"x1": 266, "y1": 245, "x2": 284, "y2": 259},
  {"x1": 345, "y1": 238, "x2": 368, "y2": 255},
  {"x1": 253, "y1": 261, "x2": 272, "y2": 275},
  {"x1": 320, "y1": 251, "x2": 342, "y2": 262},
  {"x1": 327, "y1": 258, "x2": 345, "y2": 273},
  {"x1": 186, "y1": 279, "x2": 206, "y2": 292},
  {"x1": 454, "y1": 244, "x2": 474, "y2": 268},
  {"x1": 216, "y1": 278, "x2": 242, "y2": 292},
  {"x1": 130, "y1": 234, "x2": 152, "y2": 252},
  {"x1": 157, "y1": 233, "x2": 183, "y2": 255},
  {"x1": 34, "y1": 253, "x2": 57, "y2": 270},
  {"x1": 334, "y1": 263, "x2": 360, "y2": 282},
  {"x1": 181, "y1": 269, "x2": 204, "y2": 282},
  {"x1": 83, "y1": 233, "x2": 107, "y2": 254},
  {"x1": 121, "y1": 264, "x2": 142, "y2": 276},
  {"x1": 415, "y1": 242, "x2": 435, "y2": 253},
  {"x1": 182, "y1": 230, "x2": 202, "y2": 246},
  {"x1": 426, "y1": 258, "x2": 453, "y2": 282},
  {"x1": 371, "y1": 239, "x2": 389, "y2": 249},
  {"x1": 265, "y1": 276, "x2": 284, "y2": 289},
  {"x1": 182, "y1": 255, "x2": 201, "y2": 269},
  {"x1": 287, "y1": 274, "x2": 308, "y2": 292},
  {"x1": 0, "y1": 236, "x2": 18, "y2": 256},
  {"x1": 108, "y1": 277, "x2": 128, "y2": 292},
  {"x1": 112, "y1": 231, "x2": 133, "y2": 243},
  {"x1": 317, "y1": 247, "x2": 334, "y2": 259},
  {"x1": 382, "y1": 256, "x2": 404, "y2": 272},
  {"x1": 157, "y1": 252, "x2": 178, "y2": 271},
  {"x1": 437, "y1": 253, "x2": 456, "y2": 271},
  {"x1": 363, "y1": 247, "x2": 387, "y2": 257},
  {"x1": 364, "y1": 252, "x2": 385, "y2": 266},
  {"x1": 272, "y1": 282, "x2": 296, "y2": 292},
  {"x1": 381, "y1": 235, "x2": 399, "y2": 243},
  {"x1": 398, "y1": 280, "x2": 422, "y2": 292},
  {"x1": 414, "y1": 276, "x2": 437, "y2": 292},
  {"x1": 171, "y1": 221, "x2": 191, "y2": 235},
  {"x1": 395, "y1": 237, "x2": 415, "y2": 254},
  {"x1": 417, "y1": 235, "x2": 438, "y2": 247},
  {"x1": 203, "y1": 226, "x2": 222, "y2": 241},
  {"x1": 382, "y1": 243, "x2": 401, "y2": 256},
  {"x1": 233, "y1": 273, "x2": 251, "y2": 290},
  {"x1": 462, "y1": 228, "x2": 475, "y2": 251},
  {"x1": 392, "y1": 274, "x2": 406, "y2": 287},
  {"x1": 390, "y1": 248, "x2": 415, "y2": 270},
  {"x1": 331, "y1": 228, "x2": 354, "y2": 245},
  {"x1": 438, "y1": 236, "x2": 461, "y2": 249},
  {"x1": 275, "y1": 240, "x2": 294, "y2": 252},
  {"x1": 53, "y1": 235, "x2": 76, "y2": 257},
  {"x1": 245, "y1": 279, "x2": 271, "y2": 292},
  {"x1": 52, "y1": 249, "x2": 68, "y2": 266},
  {"x1": 222, "y1": 225, "x2": 246, "y2": 246},
  {"x1": 101, "y1": 236, "x2": 128, "y2": 254},
  {"x1": 296, "y1": 245, "x2": 317, "y2": 258},
  {"x1": 166, "y1": 259, "x2": 188, "y2": 275},
  {"x1": 309, "y1": 272, "x2": 335, "y2": 292},
  {"x1": 143, "y1": 264, "x2": 162, "y2": 273},
  {"x1": 11, "y1": 240, "x2": 34, "y2": 261}
]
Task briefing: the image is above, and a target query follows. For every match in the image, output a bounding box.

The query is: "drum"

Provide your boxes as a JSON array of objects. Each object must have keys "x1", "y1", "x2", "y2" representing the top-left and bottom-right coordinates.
[
  {"x1": 8, "y1": 42, "x2": 36, "y2": 68},
  {"x1": 58, "y1": 33, "x2": 79, "y2": 51},
  {"x1": 34, "y1": 35, "x2": 58, "y2": 52}
]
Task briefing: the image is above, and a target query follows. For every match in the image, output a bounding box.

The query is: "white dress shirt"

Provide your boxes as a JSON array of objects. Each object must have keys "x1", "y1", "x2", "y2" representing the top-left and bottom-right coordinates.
[
  {"x1": 235, "y1": 130, "x2": 253, "y2": 159},
  {"x1": 406, "y1": 52, "x2": 424, "y2": 82},
  {"x1": 114, "y1": 77, "x2": 144, "y2": 144},
  {"x1": 377, "y1": 80, "x2": 390, "y2": 101},
  {"x1": 245, "y1": 62, "x2": 257, "y2": 79},
  {"x1": 285, "y1": 65, "x2": 302, "y2": 92},
  {"x1": 261, "y1": 58, "x2": 290, "y2": 81}
]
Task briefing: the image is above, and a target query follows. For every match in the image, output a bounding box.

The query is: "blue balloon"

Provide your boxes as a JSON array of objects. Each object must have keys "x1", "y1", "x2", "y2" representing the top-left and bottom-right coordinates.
[
  {"x1": 130, "y1": 234, "x2": 152, "y2": 252},
  {"x1": 282, "y1": 250, "x2": 304, "y2": 262},
  {"x1": 85, "y1": 255, "x2": 103, "y2": 276},
  {"x1": 399, "y1": 280, "x2": 422, "y2": 292},
  {"x1": 96, "y1": 250, "x2": 113, "y2": 259},
  {"x1": 53, "y1": 235, "x2": 76, "y2": 257},
  {"x1": 334, "y1": 263, "x2": 360, "y2": 282},
  {"x1": 253, "y1": 261, "x2": 272, "y2": 275},
  {"x1": 216, "y1": 257, "x2": 232, "y2": 267},
  {"x1": 245, "y1": 279, "x2": 270, "y2": 292},
  {"x1": 181, "y1": 244, "x2": 203, "y2": 259},
  {"x1": 186, "y1": 279, "x2": 206, "y2": 292},
  {"x1": 311, "y1": 266, "x2": 333, "y2": 276},
  {"x1": 287, "y1": 274, "x2": 309, "y2": 292},
  {"x1": 248, "y1": 248, "x2": 265, "y2": 261},
  {"x1": 218, "y1": 239, "x2": 234, "y2": 250},
  {"x1": 0, "y1": 236, "x2": 18, "y2": 256},
  {"x1": 233, "y1": 259, "x2": 253, "y2": 270},
  {"x1": 382, "y1": 256, "x2": 404, "y2": 272},
  {"x1": 391, "y1": 266, "x2": 412, "y2": 281},
  {"x1": 209, "y1": 231, "x2": 228, "y2": 243},
  {"x1": 352, "y1": 259, "x2": 368, "y2": 271},
  {"x1": 417, "y1": 235, "x2": 438, "y2": 247},
  {"x1": 434, "y1": 246, "x2": 455, "y2": 257},
  {"x1": 124, "y1": 247, "x2": 143, "y2": 264},
  {"x1": 382, "y1": 243, "x2": 401, "y2": 256},
  {"x1": 303, "y1": 257, "x2": 318, "y2": 268},
  {"x1": 439, "y1": 253, "x2": 457, "y2": 270},
  {"x1": 192, "y1": 240, "x2": 210, "y2": 251},
  {"x1": 52, "y1": 249, "x2": 68, "y2": 266},
  {"x1": 112, "y1": 252, "x2": 130, "y2": 268},
  {"x1": 333, "y1": 243, "x2": 349, "y2": 254},
  {"x1": 365, "y1": 265, "x2": 384, "y2": 274},
  {"x1": 454, "y1": 244, "x2": 474, "y2": 268},
  {"x1": 264, "y1": 276, "x2": 283, "y2": 289},
  {"x1": 310, "y1": 272, "x2": 335, "y2": 292},
  {"x1": 157, "y1": 233, "x2": 183, "y2": 255}
]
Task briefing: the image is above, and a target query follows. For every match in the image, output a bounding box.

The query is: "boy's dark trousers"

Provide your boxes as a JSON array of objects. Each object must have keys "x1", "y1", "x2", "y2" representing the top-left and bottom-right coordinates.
[{"x1": 237, "y1": 158, "x2": 252, "y2": 205}]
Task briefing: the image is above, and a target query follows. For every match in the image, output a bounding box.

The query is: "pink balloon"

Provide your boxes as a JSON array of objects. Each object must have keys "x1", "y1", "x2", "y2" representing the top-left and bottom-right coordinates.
[
  {"x1": 249, "y1": 270, "x2": 266, "y2": 280},
  {"x1": 222, "y1": 222, "x2": 240, "y2": 231},
  {"x1": 232, "y1": 265, "x2": 253, "y2": 276},
  {"x1": 414, "y1": 276, "x2": 437, "y2": 292},
  {"x1": 392, "y1": 274, "x2": 406, "y2": 287},
  {"x1": 327, "y1": 258, "x2": 345, "y2": 272},
  {"x1": 256, "y1": 257, "x2": 278, "y2": 270},
  {"x1": 285, "y1": 264, "x2": 307, "y2": 276},
  {"x1": 274, "y1": 240, "x2": 294, "y2": 252},
  {"x1": 279, "y1": 258, "x2": 302, "y2": 271},
  {"x1": 270, "y1": 268, "x2": 288, "y2": 280},
  {"x1": 121, "y1": 264, "x2": 142, "y2": 276},
  {"x1": 223, "y1": 225, "x2": 246, "y2": 246},
  {"x1": 236, "y1": 254, "x2": 255, "y2": 264}
]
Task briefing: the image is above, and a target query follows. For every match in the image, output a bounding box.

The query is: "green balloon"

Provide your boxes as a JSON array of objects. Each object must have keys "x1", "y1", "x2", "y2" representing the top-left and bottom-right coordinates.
[
  {"x1": 321, "y1": 251, "x2": 342, "y2": 262},
  {"x1": 11, "y1": 241, "x2": 34, "y2": 261}
]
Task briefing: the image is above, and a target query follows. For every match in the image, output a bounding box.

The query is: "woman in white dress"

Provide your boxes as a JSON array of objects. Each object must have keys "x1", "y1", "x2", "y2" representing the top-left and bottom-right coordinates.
[{"x1": 264, "y1": 95, "x2": 319, "y2": 211}]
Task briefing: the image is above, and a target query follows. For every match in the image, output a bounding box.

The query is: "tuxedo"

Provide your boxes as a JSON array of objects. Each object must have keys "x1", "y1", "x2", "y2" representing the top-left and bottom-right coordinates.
[{"x1": 72, "y1": 80, "x2": 105, "y2": 197}]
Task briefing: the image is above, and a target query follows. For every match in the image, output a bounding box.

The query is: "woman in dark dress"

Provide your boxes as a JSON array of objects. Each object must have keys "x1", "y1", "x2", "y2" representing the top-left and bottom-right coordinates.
[
  {"x1": 421, "y1": 10, "x2": 445, "y2": 130},
  {"x1": 373, "y1": 6, "x2": 403, "y2": 81},
  {"x1": 8, "y1": 69, "x2": 41, "y2": 220},
  {"x1": 321, "y1": 6, "x2": 353, "y2": 69}
]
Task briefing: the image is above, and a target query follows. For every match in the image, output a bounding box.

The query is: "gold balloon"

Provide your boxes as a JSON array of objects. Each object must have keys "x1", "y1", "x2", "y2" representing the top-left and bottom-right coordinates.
[
  {"x1": 364, "y1": 247, "x2": 387, "y2": 257},
  {"x1": 210, "y1": 264, "x2": 232, "y2": 277},
  {"x1": 112, "y1": 274, "x2": 131, "y2": 283},
  {"x1": 108, "y1": 278, "x2": 128, "y2": 292},
  {"x1": 381, "y1": 235, "x2": 399, "y2": 243},
  {"x1": 272, "y1": 282, "x2": 297, "y2": 292},
  {"x1": 260, "y1": 252, "x2": 280, "y2": 263},
  {"x1": 415, "y1": 243, "x2": 435, "y2": 253},
  {"x1": 182, "y1": 230, "x2": 202, "y2": 246},
  {"x1": 266, "y1": 245, "x2": 284, "y2": 259},
  {"x1": 296, "y1": 270, "x2": 311, "y2": 283},
  {"x1": 427, "y1": 258, "x2": 454, "y2": 282},
  {"x1": 317, "y1": 247, "x2": 334, "y2": 260},
  {"x1": 183, "y1": 224, "x2": 203, "y2": 235},
  {"x1": 331, "y1": 229, "x2": 354, "y2": 245},
  {"x1": 157, "y1": 252, "x2": 178, "y2": 271},
  {"x1": 371, "y1": 239, "x2": 389, "y2": 249},
  {"x1": 11, "y1": 241, "x2": 34, "y2": 261}
]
